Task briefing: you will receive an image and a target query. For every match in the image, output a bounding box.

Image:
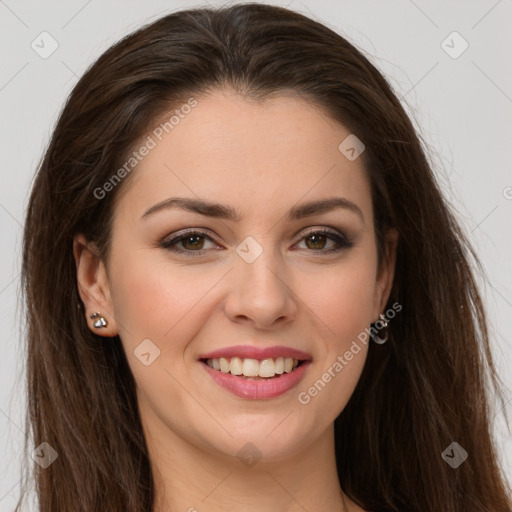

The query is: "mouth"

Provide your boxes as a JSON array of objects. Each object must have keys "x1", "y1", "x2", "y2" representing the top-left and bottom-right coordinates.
[
  {"x1": 198, "y1": 345, "x2": 313, "y2": 399},
  {"x1": 200, "y1": 356, "x2": 306, "y2": 380},
  {"x1": 199, "y1": 353, "x2": 312, "y2": 399}
]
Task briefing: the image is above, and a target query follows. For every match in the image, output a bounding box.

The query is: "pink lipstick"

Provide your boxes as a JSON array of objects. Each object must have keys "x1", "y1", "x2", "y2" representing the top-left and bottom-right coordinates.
[{"x1": 199, "y1": 345, "x2": 312, "y2": 399}]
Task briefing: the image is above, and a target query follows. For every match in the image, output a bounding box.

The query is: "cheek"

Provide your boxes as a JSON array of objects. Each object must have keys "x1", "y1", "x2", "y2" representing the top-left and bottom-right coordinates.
[
  {"x1": 298, "y1": 254, "x2": 377, "y2": 348},
  {"x1": 297, "y1": 268, "x2": 372, "y2": 423},
  {"x1": 108, "y1": 248, "x2": 220, "y2": 357},
  {"x1": 294, "y1": 251, "x2": 376, "y2": 413},
  {"x1": 107, "y1": 252, "x2": 221, "y2": 422}
]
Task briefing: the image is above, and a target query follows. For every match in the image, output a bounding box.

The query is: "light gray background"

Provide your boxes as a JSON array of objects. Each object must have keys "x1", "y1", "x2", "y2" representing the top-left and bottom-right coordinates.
[{"x1": 1, "y1": 0, "x2": 511, "y2": 509}]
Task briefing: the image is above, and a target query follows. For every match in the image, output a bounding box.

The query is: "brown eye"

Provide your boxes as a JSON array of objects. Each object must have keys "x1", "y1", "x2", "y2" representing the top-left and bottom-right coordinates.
[
  {"x1": 295, "y1": 229, "x2": 354, "y2": 254},
  {"x1": 159, "y1": 230, "x2": 218, "y2": 255},
  {"x1": 304, "y1": 233, "x2": 329, "y2": 250},
  {"x1": 181, "y1": 234, "x2": 206, "y2": 250}
]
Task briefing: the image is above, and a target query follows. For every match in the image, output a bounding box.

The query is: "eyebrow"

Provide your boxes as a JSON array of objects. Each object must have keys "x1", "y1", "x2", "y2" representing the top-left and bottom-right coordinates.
[{"x1": 141, "y1": 196, "x2": 365, "y2": 224}]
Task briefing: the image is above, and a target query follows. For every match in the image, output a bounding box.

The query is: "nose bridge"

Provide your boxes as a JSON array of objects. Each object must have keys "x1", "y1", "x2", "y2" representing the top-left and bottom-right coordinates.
[
  {"x1": 225, "y1": 234, "x2": 296, "y2": 326},
  {"x1": 236, "y1": 234, "x2": 286, "y2": 296}
]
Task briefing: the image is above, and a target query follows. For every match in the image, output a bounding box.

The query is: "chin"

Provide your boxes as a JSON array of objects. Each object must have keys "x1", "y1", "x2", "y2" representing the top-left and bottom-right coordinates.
[{"x1": 196, "y1": 418, "x2": 315, "y2": 464}]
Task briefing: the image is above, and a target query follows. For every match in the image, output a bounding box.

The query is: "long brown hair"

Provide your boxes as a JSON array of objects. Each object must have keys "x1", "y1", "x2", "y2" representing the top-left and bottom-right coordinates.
[{"x1": 18, "y1": 3, "x2": 511, "y2": 511}]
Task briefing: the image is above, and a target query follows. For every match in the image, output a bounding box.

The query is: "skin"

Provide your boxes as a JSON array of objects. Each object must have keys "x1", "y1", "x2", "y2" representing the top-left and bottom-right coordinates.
[{"x1": 74, "y1": 87, "x2": 398, "y2": 512}]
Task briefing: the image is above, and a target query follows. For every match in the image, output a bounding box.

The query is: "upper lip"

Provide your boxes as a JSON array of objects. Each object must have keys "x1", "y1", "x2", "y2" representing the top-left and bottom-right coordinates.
[{"x1": 199, "y1": 345, "x2": 313, "y2": 361}]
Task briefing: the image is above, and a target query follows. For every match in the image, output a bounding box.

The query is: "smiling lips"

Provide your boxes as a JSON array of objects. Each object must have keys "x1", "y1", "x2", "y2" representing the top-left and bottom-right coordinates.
[{"x1": 199, "y1": 345, "x2": 312, "y2": 399}]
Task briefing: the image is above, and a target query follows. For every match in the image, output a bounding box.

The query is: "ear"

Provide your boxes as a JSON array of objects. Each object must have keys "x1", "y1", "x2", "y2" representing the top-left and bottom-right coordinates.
[
  {"x1": 372, "y1": 227, "x2": 399, "y2": 321},
  {"x1": 73, "y1": 233, "x2": 118, "y2": 337}
]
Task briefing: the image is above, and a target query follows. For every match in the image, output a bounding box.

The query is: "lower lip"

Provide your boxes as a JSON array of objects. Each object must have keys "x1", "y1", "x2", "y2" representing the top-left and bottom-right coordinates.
[{"x1": 201, "y1": 361, "x2": 311, "y2": 399}]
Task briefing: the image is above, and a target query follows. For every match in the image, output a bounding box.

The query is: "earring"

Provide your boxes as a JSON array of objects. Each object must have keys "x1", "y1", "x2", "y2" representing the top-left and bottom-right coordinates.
[
  {"x1": 90, "y1": 312, "x2": 108, "y2": 328},
  {"x1": 370, "y1": 313, "x2": 389, "y2": 344}
]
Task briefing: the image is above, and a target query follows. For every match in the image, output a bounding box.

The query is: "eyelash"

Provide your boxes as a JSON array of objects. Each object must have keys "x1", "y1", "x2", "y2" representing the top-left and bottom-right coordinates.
[{"x1": 159, "y1": 227, "x2": 354, "y2": 256}]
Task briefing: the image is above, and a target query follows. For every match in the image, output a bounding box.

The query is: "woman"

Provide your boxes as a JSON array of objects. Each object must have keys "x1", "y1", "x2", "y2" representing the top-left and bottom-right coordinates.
[{"x1": 18, "y1": 3, "x2": 511, "y2": 511}]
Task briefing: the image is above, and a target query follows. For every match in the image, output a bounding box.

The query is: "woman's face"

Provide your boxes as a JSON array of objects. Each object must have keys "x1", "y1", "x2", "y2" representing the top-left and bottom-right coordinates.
[{"x1": 75, "y1": 88, "x2": 397, "y2": 464}]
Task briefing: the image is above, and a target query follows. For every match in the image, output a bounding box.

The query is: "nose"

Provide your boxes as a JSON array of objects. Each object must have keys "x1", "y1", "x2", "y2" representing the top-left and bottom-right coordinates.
[{"x1": 223, "y1": 245, "x2": 298, "y2": 329}]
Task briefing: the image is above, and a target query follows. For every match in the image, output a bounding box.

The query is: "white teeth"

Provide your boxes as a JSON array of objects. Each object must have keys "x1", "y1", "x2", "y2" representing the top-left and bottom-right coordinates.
[
  {"x1": 229, "y1": 356, "x2": 243, "y2": 375},
  {"x1": 242, "y1": 358, "x2": 260, "y2": 377},
  {"x1": 219, "y1": 357, "x2": 229, "y2": 373},
  {"x1": 259, "y1": 358, "x2": 275, "y2": 377},
  {"x1": 205, "y1": 356, "x2": 302, "y2": 377}
]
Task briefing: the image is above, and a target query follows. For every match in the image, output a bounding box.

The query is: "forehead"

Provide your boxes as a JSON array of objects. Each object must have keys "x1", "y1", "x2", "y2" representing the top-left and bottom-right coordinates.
[{"x1": 114, "y1": 88, "x2": 372, "y2": 224}]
